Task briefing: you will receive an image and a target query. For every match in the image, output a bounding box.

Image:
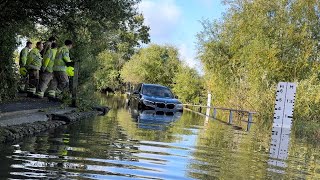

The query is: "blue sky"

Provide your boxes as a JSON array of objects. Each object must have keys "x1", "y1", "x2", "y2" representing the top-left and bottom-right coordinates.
[{"x1": 138, "y1": 0, "x2": 226, "y2": 71}]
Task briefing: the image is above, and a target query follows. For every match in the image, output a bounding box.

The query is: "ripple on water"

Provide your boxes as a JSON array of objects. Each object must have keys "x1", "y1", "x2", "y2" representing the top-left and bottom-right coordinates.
[{"x1": 0, "y1": 98, "x2": 319, "y2": 179}]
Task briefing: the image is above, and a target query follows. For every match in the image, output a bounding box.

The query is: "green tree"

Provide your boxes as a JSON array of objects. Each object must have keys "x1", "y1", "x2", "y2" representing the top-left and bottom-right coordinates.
[
  {"x1": 94, "y1": 51, "x2": 124, "y2": 92},
  {"x1": 197, "y1": 0, "x2": 320, "y2": 126},
  {"x1": 43, "y1": 0, "x2": 150, "y2": 106},
  {"x1": 121, "y1": 44, "x2": 181, "y2": 87},
  {"x1": 0, "y1": 0, "x2": 150, "y2": 104},
  {"x1": 91, "y1": 15, "x2": 150, "y2": 93},
  {"x1": 172, "y1": 65, "x2": 204, "y2": 103}
]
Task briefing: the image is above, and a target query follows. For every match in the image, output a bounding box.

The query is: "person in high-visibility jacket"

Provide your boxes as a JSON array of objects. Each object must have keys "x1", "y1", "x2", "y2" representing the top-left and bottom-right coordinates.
[
  {"x1": 19, "y1": 41, "x2": 32, "y2": 92},
  {"x1": 41, "y1": 36, "x2": 56, "y2": 57},
  {"x1": 51, "y1": 40, "x2": 73, "y2": 98},
  {"x1": 26, "y1": 41, "x2": 43, "y2": 97},
  {"x1": 35, "y1": 42, "x2": 58, "y2": 98}
]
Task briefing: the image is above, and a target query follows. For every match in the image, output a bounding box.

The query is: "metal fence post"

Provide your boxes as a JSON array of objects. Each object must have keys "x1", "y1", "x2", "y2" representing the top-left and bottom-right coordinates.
[
  {"x1": 246, "y1": 113, "x2": 253, "y2": 131},
  {"x1": 213, "y1": 108, "x2": 217, "y2": 118},
  {"x1": 228, "y1": 110, "x2": 233, "y2": 124}
]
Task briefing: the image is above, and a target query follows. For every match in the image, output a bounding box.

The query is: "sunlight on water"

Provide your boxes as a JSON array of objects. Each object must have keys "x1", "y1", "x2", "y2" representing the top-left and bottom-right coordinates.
[{"x1": 0, "y1": 95, "x2": 319, "y2": 179}]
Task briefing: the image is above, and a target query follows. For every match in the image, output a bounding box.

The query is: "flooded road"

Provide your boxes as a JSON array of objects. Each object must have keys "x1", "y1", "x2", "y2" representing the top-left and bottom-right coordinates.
[{"x1": 0, "y1": 95, "x2": 319, "y2": 179}]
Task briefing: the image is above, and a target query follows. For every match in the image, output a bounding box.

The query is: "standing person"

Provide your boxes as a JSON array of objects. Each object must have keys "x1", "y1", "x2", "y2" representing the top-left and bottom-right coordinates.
[
  {"x1": 51, "y1": 40, "x2": 73, "y2": 99},
  {"x1": 19, "y1": 41, "x2": 32, "y2": 92},
  {"x1": 41, "y1": 36, "x2": 56, "y2": 57},
  {"x1": 35, "y1": 42, "x2": 58, "y2": 98},
  {"x1": 26, "y1": 42, "x2": 43, "y2": 97}
]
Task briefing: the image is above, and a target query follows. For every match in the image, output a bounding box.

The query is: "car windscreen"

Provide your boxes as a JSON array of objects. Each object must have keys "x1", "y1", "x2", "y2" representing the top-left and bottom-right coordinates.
[{"x1": 142, "y1": 85, "x2": 174, "y2": 98}]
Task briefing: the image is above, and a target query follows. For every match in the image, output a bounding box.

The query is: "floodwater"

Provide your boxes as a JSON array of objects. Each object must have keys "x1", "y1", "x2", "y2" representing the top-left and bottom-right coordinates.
[{"x1": 0, "y1": 95, "x2": 319, "y2": 179}]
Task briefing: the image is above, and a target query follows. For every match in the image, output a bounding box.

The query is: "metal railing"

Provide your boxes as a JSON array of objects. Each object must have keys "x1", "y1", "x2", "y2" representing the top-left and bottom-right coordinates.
[{"x1": 183, "y1": 104, "x2": 257, "y2": 131}]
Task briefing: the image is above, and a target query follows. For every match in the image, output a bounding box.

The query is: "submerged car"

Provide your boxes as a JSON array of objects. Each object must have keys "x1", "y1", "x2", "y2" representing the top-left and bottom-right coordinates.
[{"x1": 128, "y1": 83, "x2": 183, "y2": 112}]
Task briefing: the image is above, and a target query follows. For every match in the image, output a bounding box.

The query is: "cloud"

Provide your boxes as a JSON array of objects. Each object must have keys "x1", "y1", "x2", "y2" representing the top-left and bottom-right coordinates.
[
  {"x1": 178, "y1": 43, "x2": 203, "y2": 74},
  {"x1": 178, "y1": 43, "x2": 196, "y2": 67},
  {"x1": 139, "y1": 0, "x2": 182, "y2": 41},
  {"x1": 139, "y1": 0, "x2": 204, "y2": 74}
]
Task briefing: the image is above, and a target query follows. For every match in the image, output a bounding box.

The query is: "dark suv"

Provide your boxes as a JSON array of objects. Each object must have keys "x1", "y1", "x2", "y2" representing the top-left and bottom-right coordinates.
[{"x1": 127, "y1": 83, "x2": 183, "y2": 112}]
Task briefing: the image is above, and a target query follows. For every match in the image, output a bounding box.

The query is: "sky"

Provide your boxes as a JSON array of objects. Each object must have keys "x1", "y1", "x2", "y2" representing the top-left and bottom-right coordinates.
[{"x1": 138, "y1": 0, "x2": 227, "y2": 72}]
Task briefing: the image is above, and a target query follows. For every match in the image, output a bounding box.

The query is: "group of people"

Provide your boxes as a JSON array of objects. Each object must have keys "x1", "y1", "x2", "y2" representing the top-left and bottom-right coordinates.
[{"x1": 19, "y1": 36, "x2": 74, "y2": 99}]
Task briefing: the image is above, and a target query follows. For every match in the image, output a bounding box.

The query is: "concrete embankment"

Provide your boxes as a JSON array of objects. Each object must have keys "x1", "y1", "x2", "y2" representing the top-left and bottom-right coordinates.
[{"x1": 0, "y1": 96, "x2": 109, "y2": 143}]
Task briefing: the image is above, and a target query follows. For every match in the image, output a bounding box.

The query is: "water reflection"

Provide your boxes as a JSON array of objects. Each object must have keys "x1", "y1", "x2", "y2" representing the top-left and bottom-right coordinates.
[
  {"x1": 130, "y1": 109, "x2": 182, "y2": 130},
  {"x1": 0, "y1": 95, "x2": 319, "y2": 179},
  {"x1": 268, "y1": 121, "x2": 292, "y2": 173}
]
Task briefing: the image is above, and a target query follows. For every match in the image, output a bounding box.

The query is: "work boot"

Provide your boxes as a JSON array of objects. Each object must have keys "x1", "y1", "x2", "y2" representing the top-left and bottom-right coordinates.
[
  {"x1": 47, "y1": 90, "x2": 56, "y2": 98},
  {"x1": 35, "y1": 91, "x2": 44, "y2": 99},
  {"x1": 26, "y1": 87, "x2": 36, "y2": 98}
]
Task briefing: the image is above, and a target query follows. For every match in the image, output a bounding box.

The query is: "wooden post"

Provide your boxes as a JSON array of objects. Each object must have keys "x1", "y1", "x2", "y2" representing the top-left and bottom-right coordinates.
[
  {"x1": 246, "y1": 113, "x2": 253, "y2": 131},
  {"x1": 213, "y1": 108, "x2": 217, "y2": 118},
  {"x1": 71, "y1": 61, "x2": 79, "y2": 107},
  {"x1": 228, "y1": 110, "x2": 233, "y2": 124}
]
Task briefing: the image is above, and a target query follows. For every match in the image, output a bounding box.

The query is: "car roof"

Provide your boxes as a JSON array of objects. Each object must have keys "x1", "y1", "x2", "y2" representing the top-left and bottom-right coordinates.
[{"x1": 142, "y1": 83, "x2": 168, "y2": 88}]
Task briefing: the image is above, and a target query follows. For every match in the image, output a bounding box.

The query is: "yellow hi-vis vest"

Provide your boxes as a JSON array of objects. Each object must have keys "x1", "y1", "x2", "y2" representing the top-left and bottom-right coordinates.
[
  {"x1": 19, "y1": 47, "x2": 29, "y2": 67},
  {"x1": 53, "y1": 46, "x2": 71, "y2": 72},
  {"x1": 42, "y1": 48, "x2": 57, "y2": 73},
  {"x1": 26, "y1": 48, "x2": 42, "y2": 70}
]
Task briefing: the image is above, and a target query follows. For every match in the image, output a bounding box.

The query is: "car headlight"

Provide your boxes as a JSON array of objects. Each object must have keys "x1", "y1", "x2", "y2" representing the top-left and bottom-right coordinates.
[
  {"x1": 176, "y1": 104, "x2": 183, "y2": 109},
  {"x1": 143, "y1": 99, "x2": 155, "y2": 107}
]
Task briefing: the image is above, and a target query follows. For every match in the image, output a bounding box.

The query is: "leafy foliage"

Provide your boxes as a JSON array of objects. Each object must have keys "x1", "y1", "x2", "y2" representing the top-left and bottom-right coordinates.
[
  {"x1": 0, "y1": 0, "x2": 150, "y2": 104},
  {"x1": 172, "y1": 65, "x2": 204, "y2": 103},
  {"x1": 121, "y1": 44, "x2": 181, "y2": 87},
  {"x1": 198, "y1": 0, "x2": 320, "y2": 126},
  {"x1": 94, "y1": 51, "x2": 124, "y2": 92},
  {"x1": 0, "y1": 28, "x2": 19, "y2": 102}
]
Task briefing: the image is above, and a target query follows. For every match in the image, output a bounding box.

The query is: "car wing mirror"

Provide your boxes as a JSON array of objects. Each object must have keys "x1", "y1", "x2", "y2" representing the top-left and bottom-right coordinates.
[
  {"x1": 133, "y1": 91, "x2": 139, "y2": 95},
  {"x1": 175, "y1": 95, "x2": 179, "y2": 99}
]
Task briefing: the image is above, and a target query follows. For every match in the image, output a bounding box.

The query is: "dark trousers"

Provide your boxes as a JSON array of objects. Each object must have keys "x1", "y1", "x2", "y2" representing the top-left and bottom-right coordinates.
[
  {"x1": 38, "y1": 72, "x2": 53, "y2": 93},
  {"x1": 27, "y1": 69, "x2": 39, "y2": 94},
  {"x1": 51, "y1": 71, "x2": 69, "y2": 94}
]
